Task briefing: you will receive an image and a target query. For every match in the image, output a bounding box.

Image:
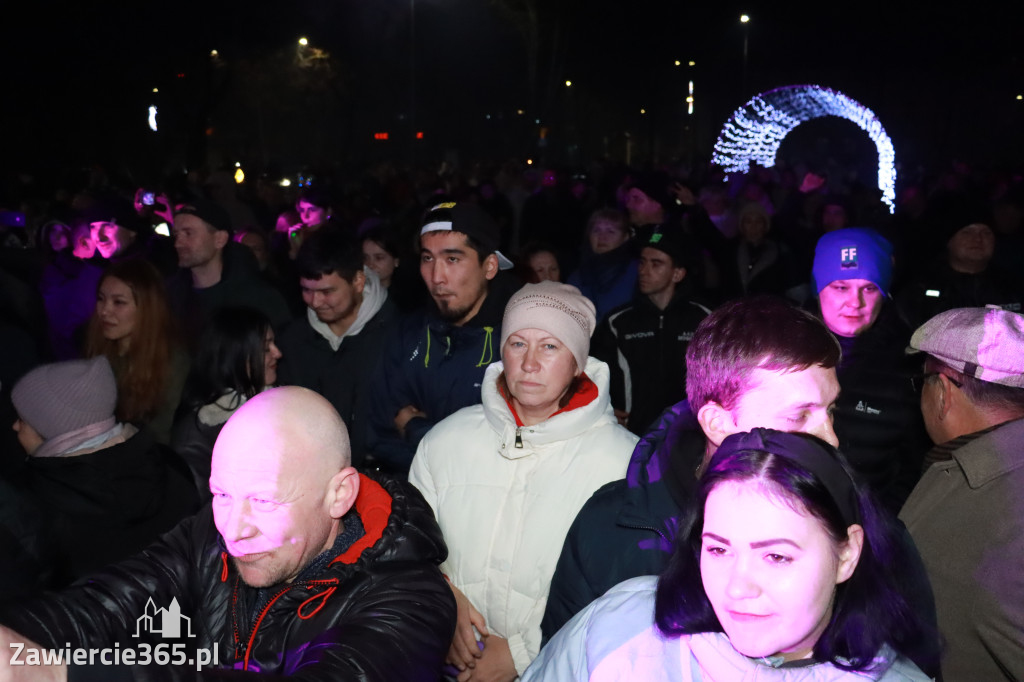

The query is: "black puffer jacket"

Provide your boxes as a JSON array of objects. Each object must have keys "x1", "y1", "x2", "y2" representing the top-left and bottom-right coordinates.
[
  {"x1": 830, "y1": 302, "x2": 930, "y2": 512},
  {"x1": 0, "y1": 473, "x2": 456, "y2": 682}
]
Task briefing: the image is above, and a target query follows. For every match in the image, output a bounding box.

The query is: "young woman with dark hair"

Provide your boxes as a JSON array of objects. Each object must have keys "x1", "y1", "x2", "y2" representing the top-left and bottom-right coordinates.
[
  {"x1": 524, "y1": 429, "x2": 933, "y2": 681},
  {"x1": 171, "y1": 307, "x2": 281, "y2": 498},
  {"x1": 84, "y1": 259, "x2": 188, "y2": 444}
]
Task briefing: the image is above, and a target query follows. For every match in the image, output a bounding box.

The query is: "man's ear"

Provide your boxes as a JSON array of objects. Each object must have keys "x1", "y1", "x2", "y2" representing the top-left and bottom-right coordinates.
[
  {"x1": 935, "y1": 374, "x2": 957, "y2": 420},
  {"x1": 671, "y1": 267, "x2": 686, "y2": 284},
  {"x1": 327, "y1": 467, "x2": 360, "y2": 519},
  {"x1": 696, "y1": 402, "x2": 737, "y2": 449},
  {"x1": 214, "y1": 229, "x2": 230, "y2": 250},
  {"x1": 836, "y1": 523, "x2": 865, "y2": 584},
  {"x1": 352, "y1": 269, "x2": 367, "y2": 295},
  {"x1": 483, "y1": 253, "x2": 499, "y2": 280}
]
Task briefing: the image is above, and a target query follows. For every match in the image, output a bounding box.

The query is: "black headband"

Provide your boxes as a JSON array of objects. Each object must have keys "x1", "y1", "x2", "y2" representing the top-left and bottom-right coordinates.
[{"x1": 712, "y1": 428, "x2": 860, "y2": 527}]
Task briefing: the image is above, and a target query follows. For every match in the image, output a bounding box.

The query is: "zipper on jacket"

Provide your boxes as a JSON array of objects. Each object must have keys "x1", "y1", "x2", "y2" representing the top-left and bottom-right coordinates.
[{"x1": 515, "y1": 427, "x2": 523, "y2": 448}]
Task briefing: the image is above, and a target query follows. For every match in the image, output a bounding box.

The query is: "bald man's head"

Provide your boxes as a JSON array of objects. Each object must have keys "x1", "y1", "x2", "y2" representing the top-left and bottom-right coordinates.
[{"x1": 210, "y1": 387, "x2": 360, "y2": 587}]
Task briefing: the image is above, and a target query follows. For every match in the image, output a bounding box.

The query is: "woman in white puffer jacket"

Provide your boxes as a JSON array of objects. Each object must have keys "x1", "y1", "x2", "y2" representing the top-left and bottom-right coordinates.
[{"x1": 410, "y1": 281, "x2": 638, "y2": 681}]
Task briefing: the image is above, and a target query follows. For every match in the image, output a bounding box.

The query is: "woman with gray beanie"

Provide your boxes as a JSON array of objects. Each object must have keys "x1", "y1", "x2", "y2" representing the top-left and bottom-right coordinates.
[
  {"x1": 409, "y1": 281, "x2": 639, "y2": 680},
  {"x1": 10, "y1": 356, "x2": 198, "y2": 587}
]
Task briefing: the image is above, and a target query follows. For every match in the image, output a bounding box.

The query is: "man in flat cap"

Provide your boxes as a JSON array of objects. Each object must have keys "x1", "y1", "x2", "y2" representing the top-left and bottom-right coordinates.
[{"x1": 900, "y1": 306, "x2": 1024, "y2": 681}]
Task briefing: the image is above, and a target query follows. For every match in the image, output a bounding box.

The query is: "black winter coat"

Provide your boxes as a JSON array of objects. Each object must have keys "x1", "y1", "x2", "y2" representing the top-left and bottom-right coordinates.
[
  {"x1": 276, "y1": 297, "x2": 399, "y2": 467},
  {"x1": 0, "y1": 473, "x2": 456, "y2": 682},
  {"x1": 830, "y1": 302, "x2": 930, "y2": 512}
]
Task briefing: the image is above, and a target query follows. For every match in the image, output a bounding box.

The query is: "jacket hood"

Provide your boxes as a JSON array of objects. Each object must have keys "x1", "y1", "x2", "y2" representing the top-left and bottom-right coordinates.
[
  {"x1": 333, "y1": 472, "x2": 448, "y2": 568},
  {"x1": 479, "y1": 356, "x2": 618, "y2": 457},
  {"x1": 307, "y1": 267, "x2": 389, "y2": 351}
]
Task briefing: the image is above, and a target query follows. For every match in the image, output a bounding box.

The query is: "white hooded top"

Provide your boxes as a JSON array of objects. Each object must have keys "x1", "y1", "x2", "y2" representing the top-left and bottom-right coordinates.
[{"x1": 409, "y1": 357, "x2": 638, "y2": 675}]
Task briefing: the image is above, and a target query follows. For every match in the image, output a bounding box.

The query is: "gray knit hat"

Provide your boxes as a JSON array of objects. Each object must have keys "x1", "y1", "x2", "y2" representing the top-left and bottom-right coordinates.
[
  {"x1": 501, "y1": 281, "x2": 597, "y2": 370},
  {"x1": 11, "y1": 356, "x2": 118, "y2": 439}
]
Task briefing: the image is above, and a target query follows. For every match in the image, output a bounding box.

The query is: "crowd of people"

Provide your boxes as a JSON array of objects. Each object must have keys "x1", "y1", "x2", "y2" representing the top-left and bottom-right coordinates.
[{"x1": 0, "y1": 158, "x2": 1022, "y2": 681}]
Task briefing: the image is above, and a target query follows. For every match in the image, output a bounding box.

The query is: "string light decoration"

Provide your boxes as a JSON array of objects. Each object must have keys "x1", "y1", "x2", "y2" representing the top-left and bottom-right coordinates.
[{"x1": 712, "y1": 85, "x2": 896, "y2": 212}]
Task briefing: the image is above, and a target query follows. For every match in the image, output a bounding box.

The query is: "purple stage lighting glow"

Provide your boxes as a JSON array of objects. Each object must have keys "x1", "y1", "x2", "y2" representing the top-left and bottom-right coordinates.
[{"x1": 712, "y1": 85, "x2": 896, "y2": 213}]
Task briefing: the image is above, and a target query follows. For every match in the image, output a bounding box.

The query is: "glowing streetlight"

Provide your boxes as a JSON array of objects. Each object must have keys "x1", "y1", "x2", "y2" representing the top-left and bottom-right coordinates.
[
  {"x1": 152, "y1": 88, "x2": 159, "y2": 93},
  {"x1": 280, "y1": 178, "x2": 292, "y2": 187},
  {"x1": 298, "y1": 37, "x2": 309, "y2": 46},
  {"x1": 740, "y1": 14, "x2": 750, "y2": 23},
  {"x1": 640, "y1": 108, "x2": 646, "y2": 115},
  {"x1": 674, "y1": 60, "x2": 681, "y2": 66},
  {"x1": 565, "y1": 80, "x2": 572, "y2": 87},
  {"x1": 210, "y1": 49, "x2": 219, "y2": 57}
]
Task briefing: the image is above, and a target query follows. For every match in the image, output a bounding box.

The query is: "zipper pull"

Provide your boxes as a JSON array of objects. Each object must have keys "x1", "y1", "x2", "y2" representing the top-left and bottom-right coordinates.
[{"x1": 515, "y1": 427, "x2": 523, "y2": 448}]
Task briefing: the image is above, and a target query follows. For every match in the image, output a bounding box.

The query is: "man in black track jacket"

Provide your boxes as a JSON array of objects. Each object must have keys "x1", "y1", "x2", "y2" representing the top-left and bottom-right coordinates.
[
  {"x1": 0, "y1": 387, "x2": 455, "y2": 682},
  {"x1": 591, "y1": 227, "x2": 709, "y2": 435}
]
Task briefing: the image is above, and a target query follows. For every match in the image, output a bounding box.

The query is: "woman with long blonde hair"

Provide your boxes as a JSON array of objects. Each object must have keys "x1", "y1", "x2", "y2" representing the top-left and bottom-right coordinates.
[{"x1": 85, "y1": 259, "x2": 189, "y2": 443}]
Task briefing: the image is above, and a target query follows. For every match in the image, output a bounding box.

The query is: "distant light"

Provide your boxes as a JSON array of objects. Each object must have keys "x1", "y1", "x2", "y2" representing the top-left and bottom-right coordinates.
[
  {"x1": 154, "y1": 222, "x2": 170, "y2": 237},
  {"x1": 234, "y1": 168, "x2": 245, "y2": 184},
  {"x1": 688, "y1": 60, "x2": 695, "y2": 66},
  {"x1": 686, "y1": 96, "x2": 694, "y2": 103},
  {"x1": 674, "y1": 60, "x2": 681, "y2": 66},
  {"x1": 298, "y1": 37, "x2": 309, "y2": 46},
  {"x1": 925, "y1": 289, "x2": 941, "y2": 298},
  {"x1": 712, "y1": 84, "x2": 897, "y2": 212},
  {"x1": 640, "y1": 108, "x2": 646, "y2": 114},
  {"x1": 534, "y1": 119, "x2": 540, "y2": 124},
  {"x1": 152, "y1": 87, "x2": 159, "y2": 93},
  {"x1": 210, "y1": 49, "x2": 219, "y2": 57},
  {"x1": 235, "y1": 161, "x2": 241, "y2": 167},
  {"x1": 415, "y1": 131, "x2": 424, "y2": 139},
  {"x1": 486, "y1": 114, "x2": 491, "y2": 120},
  {"x1": 177, "y1": 73, "x2": 185, "y2": 78},
  {"x1": 374, "y1": 132, "x2": 389, "y2": 140},
  {"x1": 526, "y1": 159, "x2": 533, "y2": 165},
  {"x1": 689, "y1": 80, "x2": 694, "y2": 95},
  {"x1": 280, "y1": 179, "x2": 292, "y2": 187},
  {"x1": 740, "y1": 14, "x2": 750, "y2": 23},
  {"x1": 148, "y1": 106, "x2": 158, "y2": 132},
  {"x1": 1017, "y1": 94, "x2": 1023, "y2": 100},
  {"x1": 517, "y1": 109, "x2": 524, "y2": 115},
  {"x1": 565, "y1": 80, "x2": 572, "y2": 87}
]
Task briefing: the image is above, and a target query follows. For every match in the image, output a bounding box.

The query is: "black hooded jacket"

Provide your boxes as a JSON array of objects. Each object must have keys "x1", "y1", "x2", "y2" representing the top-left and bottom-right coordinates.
[{"x1": 0, "y1": 473, "x2": 456, "y2": 682}]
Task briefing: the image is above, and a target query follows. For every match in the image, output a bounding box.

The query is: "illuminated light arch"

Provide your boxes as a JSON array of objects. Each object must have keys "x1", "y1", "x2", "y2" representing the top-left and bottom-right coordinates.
[{"x1": 712, "y1": 85, "x2": 896, "y2": 212}]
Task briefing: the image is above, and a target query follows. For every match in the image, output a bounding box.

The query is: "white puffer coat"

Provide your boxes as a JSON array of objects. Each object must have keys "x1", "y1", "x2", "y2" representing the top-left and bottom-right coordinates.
[{"x1": 410, "y1": 357, "x2": 638, "y2": 675}]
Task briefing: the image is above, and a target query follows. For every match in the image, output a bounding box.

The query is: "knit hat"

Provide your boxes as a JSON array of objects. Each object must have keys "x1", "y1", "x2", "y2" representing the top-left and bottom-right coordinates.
[
  {"x1": 11, "y1": 356, "x2": 118, "y2": 440},
  {"x1": 628, "y1": 170, "x2": 673, "y2": 211},
  {"x1": 908, "y1": 307, "x2": 1024, "y2": 388},
  {"x1": 501, "y1": 281, "x2": 597, "y2": 370},
  {"x1": 174, "y1": 198, "x2": 232, "y2": 235},
  {"x1": 812, "y1": 227, "x2": 893, "y2": 295},
  {"x1": 421, "y1": 201, "x2": 514, "y2": 270}
]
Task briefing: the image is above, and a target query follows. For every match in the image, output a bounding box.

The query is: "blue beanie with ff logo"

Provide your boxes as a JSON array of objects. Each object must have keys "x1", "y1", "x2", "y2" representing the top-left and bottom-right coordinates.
[{"x1": 812, "y1": 227, "x2": 893, "y2": 296}]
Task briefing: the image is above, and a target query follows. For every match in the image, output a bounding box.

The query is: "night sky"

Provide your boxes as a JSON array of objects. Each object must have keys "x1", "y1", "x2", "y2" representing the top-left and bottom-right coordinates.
[{"x1": 2, "y1": 0, "x2": 1021, "y2": 173}]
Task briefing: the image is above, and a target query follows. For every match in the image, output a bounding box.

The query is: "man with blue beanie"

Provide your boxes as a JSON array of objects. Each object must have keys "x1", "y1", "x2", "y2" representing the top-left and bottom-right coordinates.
[
  {"x1": 813, "y1": 226, "x2": 893, "y2": 337},
  {"x1": 812, "y1": 227, "x2": 929, "y2": 511}
]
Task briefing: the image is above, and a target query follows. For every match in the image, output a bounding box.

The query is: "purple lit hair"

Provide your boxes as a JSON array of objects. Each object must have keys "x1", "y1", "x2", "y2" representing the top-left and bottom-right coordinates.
[
  {"x1": 685, "y1": 296, "x2": 841, "y2": 411},
  {"x1": 654, "y1": 430, "x2": 932, "y2": 672}
]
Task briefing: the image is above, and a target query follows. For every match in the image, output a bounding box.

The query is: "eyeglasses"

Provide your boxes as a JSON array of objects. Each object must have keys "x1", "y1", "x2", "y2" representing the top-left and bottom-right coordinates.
[{"x1": 911, "y1": 372, "x2": 963, "y2": 392}]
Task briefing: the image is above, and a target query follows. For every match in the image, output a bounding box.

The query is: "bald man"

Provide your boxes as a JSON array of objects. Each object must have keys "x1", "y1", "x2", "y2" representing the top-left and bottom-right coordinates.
[{"x1": 0, "y1": 387, "x2": 455, "y2": 681}]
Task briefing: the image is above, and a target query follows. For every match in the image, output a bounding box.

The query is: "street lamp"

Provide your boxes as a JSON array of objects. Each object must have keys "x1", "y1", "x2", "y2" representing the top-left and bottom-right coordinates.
[
  {"x1": 298, "y1": 37, "x2": 308, "y2": 46},
  {"x1": 740, "y1": 15, "x2": 751, "y2": 96}
]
